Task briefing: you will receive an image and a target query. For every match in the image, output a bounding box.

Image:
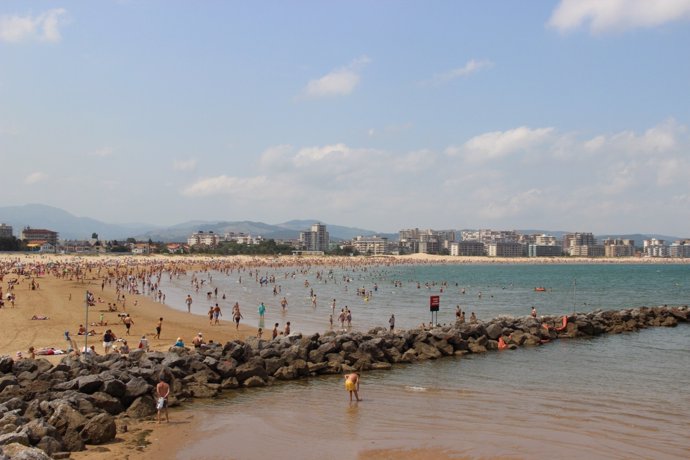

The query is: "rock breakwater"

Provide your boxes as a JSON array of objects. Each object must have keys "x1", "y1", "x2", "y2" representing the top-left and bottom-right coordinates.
[{"x1": 0, "y1": 305, "x2": 687, "y2": 459}]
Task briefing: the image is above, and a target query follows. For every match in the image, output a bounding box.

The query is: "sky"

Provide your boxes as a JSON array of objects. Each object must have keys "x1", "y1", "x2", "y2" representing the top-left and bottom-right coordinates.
[{"x1": 1, "y1": 1, "x2": 689, "y2": 236}]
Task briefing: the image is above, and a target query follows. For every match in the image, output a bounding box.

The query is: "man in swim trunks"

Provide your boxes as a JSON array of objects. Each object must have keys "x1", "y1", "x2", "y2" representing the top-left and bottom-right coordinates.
[
  {"x1": 344, "y1": 372, "x2": 361, "y2": 402},
  {"x1": 156, "y1": 376, "x2": 170, "y2": 423}
]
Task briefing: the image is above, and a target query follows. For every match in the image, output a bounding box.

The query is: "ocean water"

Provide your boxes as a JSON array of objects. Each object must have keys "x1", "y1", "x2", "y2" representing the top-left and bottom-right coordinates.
[
  {"x1": 156, "y1": 263, "x2": 690, "y2": 459},
  {"x1": 160, "y1": 263, "x2": 690, "y2": 334}
]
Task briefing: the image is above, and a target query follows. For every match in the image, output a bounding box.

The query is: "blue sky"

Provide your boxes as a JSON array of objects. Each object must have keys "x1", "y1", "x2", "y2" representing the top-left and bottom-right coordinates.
[{"x1": 1, "y1": 1, "x2": 689, "y2": 235}]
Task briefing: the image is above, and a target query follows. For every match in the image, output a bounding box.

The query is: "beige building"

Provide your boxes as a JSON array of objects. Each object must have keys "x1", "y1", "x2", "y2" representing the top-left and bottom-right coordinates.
[{"x1": 352, "y1": 236, "x2": 388, "y2": 255}]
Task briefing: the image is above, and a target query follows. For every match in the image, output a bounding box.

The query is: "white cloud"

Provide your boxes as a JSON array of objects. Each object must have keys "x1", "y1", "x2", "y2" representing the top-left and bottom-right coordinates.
[
  {"x1": 25, "y1": 171, "x2": 47, "y2": 184},
  {"x1": 89, "y1": 147, "x2": 114, "y2": 158},
  {"x1": 302, "y1": 56, "x2": 371, "y2": 98},
  {"x1": 447, "y1": 126, "x2": 555, "y2": 162},
  {"x1": 182, "y1": 175, "x2": 268, "y2": 197},
  {"x1": 582, "y1": 118, "x2": 683, "y2": 155},
  {"x1": 0, "y1": 9, "x2": 67, "y2": 43},
  {"x1": 548, "y1": 0, "x2": 690, "y2": 34},
  {"x1": 425, "y1": 59, "x2": 493, "y2": 85},
  {"x1": 172, "y1": 158, "x2": 197, "y2": 171}
]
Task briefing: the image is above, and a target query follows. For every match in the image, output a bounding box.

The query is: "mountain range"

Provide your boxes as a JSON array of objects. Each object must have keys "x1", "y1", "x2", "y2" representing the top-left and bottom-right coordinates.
[
  {"x1": 0, "y1": 204, "x2": 684, "y2": 244},
  {"x1": 0, "y1": 204, "x2": 395, "y2": 242}
]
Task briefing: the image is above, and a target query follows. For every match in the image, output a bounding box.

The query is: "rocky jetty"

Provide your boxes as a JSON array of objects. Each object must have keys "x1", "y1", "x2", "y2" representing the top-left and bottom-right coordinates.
[{"x1": 0, "y1": 305, "x2": 687, "y2": 459}]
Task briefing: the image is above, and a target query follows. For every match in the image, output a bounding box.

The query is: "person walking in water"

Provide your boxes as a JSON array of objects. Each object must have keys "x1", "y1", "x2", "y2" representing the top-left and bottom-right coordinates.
[
  {"x1": 389, "y1": 314, "x2": 395, "y2": 332},
  {"x1": 233, "y1": 303, "x2": 243, "y2": 330},
  {"x1": 344, "y1": 372, "x2": 361, "y2": 402},
  {"x1": 185, "y1": 295, "x2": 193, "y2": 313}
]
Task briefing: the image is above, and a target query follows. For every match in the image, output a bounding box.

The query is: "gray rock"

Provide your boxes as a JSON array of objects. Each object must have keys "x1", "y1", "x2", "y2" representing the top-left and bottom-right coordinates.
[
  {"x1": 76, "y1": 375, "x2": 103, "y2": 394},
  {"x1": 101, "y1": 379, "x2": 126, "y2": 398},
  {"x1": 243, "y1": 376, "x2": 266, "y2": 388},
  {"x1": 125, "y1": 395, "x2": 157, "y2": 419},
  {"x1": 47, "y1": 402, "x2": 87, "y2": 436},
  {"x1": 485, "y1": 323, "x2": 503, "y2": 340},
  {"x1": 80, "y1": 413, "x2": 116, "y2": 445},
  {"x1": 22, "y1": 419, "x2": 56, "y2": 445},
  {"x1": 0, "y1": 377, "x2": 17, "y2": 393},
  {"x1": 87, "y1": 392, "x2": 124, "y2": 416},
  {"x1": 1, "y1": 443, "x2": 51, "y2": 460},
  {"x1": 36, "y1": 436, "x2": 62, "y2": 456},
  {"x1": 124, "y1": 376, "x2": 152, "y2": 402},
  {"x1": 0, "y1": 357, "x2": 13, "y2": 374},
  {"x1": 0, "y1": 432, "x2": 29, "y2": 446}
]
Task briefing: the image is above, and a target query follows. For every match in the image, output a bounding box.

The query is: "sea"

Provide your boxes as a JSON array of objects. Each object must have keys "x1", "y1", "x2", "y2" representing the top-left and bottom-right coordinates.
[{"x1": 157, "y1": 263, "x2": 690, "y2": 459}]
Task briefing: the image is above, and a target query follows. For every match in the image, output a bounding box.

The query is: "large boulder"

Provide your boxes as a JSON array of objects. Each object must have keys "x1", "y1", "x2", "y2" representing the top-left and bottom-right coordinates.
[
  {"x1": 485, "y1": 323, "x2": 503, "y2": 340},
  {"x1": 412, "y1": 342, "x2": 441, "y2": 360},
  {"x1": 0, "y1": 432, "x2": 29, "y2": 447},
  {"x1": 22, "y1": 419, "x2": 56, "y2": 445},
  {"x1": 80, "y1": 413, "x2": 116, "y2": 445},
  {"x1": 1, "y1": 443, "x2": 52, "y2": 460},
  {"x1": 102, "y1": 379, "x2": 126, "y2": 398},
  {"x1": 87, "y1": 392, "x2": 124, "y2": 416},
  {"x1": 0, "y1": 376, "x2": 17, "y2": 393},
  {"x1": 76, "y1": 375, "x2": 103, "y2": 394},
  {"x1": 124, "y1": 377, "x2": 152, "y2": 403},
  {"x1": 125, "y1": 395, "x2": 157, "y2": 419},
  {"x1": 47, "y1": 402, "x2": 87, "y2": 437},
  {"x1": 0, "y1": 357, "x2": 13, "y2": 374},
  {"x1": 235, "y1": 359, "x2": 268, "y2": 384}
]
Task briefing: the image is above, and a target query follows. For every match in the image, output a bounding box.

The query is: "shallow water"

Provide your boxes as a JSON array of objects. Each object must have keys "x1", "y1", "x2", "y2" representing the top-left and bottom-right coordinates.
[{"x1": 174, "y1": 326, "x2": 690, "y2": 459}]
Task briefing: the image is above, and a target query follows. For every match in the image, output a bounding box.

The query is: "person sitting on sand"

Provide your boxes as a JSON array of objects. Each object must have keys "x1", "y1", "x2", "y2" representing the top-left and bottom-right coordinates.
[
  {"x1": 28, "y1": 346, "x2": 35, "y2": 360},
  {"x1": 118, "y1": 340, "x2": 130, "y2": 354},
  {"x1": 344, "y1": 372, "x2": 361, "y2": 402},
  {"x1": 138, "y1": 335, "x2": 149, "y2": 351},
  {"x1": 192, "y1": 333, "x2": 205, "y2": 348},
  {"x1": 174, "y1": 337, "x2": 185, "y2": 348}
]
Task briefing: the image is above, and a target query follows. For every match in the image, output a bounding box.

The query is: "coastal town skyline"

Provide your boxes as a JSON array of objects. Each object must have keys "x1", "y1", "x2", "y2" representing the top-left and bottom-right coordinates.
[{"x1": 2, "y1": 1, "x2": 690, "y2": 236}]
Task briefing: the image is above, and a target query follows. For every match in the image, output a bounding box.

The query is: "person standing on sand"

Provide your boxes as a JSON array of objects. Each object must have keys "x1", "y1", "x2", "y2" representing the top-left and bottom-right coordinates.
[
  {"x1": 155, "y1": 317, "x2": 163, "y2": 339},
  {"x1": 213, "y1": 303, "x2": 222, "y2": 325},
  {"x1": 344, "y1": 372, "x2": 361, "y2": 402},
  {"x1": 156, "y1": 377, "x2": 170, "y2": 423},
  {"x1": 272, "y1": 323, "x2": 279, "y2": 339},
  {"x1": 122, "y1": 314, "x2": 134, "y2": 335},
  {"x1": 208, "y1": 306, "x2": 214, "y2": 325},
  {"x1": 185, "y1": 294, "x2": 193, "y2": 313}
]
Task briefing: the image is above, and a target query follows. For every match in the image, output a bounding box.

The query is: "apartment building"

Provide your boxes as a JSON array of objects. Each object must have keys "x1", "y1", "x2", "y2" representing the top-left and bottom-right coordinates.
[
  {"x1": 300, "y1": 223, "x2": 329, "y2": 252},
  {"x1": 187, "y1": 231, "x2": 221, "y2": 247},
  {"x1": 352, "y1": 236, "x2": 388, "y2": 255},
  {"x1": 0, "y1": 224, "x2": 13, "y2": 238},
  {"x1": 21, "y1": 227, "x2": 59, "y2": 246}
]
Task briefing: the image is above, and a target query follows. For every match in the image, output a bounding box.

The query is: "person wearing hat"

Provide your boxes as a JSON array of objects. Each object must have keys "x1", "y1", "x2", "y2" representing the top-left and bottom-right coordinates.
[{"x1": 192, "y1": 332, "x2": 205, "y2": 348}]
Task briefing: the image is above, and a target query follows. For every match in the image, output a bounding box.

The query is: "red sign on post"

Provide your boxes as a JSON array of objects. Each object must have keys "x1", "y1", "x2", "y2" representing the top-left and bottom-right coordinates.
[{"x1": 429, "y1": 295, "x2": 440, "y2": 312}]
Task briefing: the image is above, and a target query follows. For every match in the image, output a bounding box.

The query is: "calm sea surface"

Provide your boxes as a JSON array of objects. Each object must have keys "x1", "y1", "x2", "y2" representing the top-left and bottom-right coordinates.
[{"x1": 157, "y1": 264, "x2": 690, "y2": 459}]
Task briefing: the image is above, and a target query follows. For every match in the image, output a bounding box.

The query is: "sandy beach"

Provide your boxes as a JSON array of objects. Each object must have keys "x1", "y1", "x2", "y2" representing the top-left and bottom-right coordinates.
[{"x1": 1, "y1": 253, "x2": 688, "y2": 459}]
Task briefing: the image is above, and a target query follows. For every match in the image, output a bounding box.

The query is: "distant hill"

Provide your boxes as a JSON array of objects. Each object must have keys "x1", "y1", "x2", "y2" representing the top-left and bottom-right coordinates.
[
  {"x1": 0, "y1": 204, "x2": 155, "y2": 240},
  {"x1": 0, "y1": 204, "x2": 389, "y2": 242}
]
